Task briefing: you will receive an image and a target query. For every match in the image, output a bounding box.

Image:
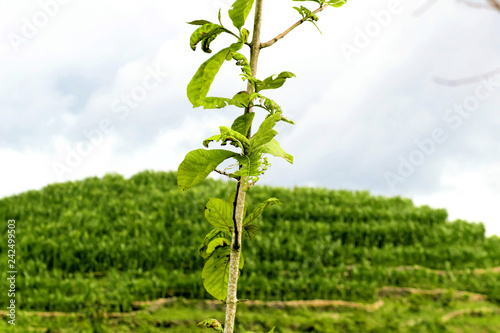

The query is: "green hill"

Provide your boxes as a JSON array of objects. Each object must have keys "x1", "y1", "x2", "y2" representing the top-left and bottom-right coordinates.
[{"x1": 1, "y1": 170, "x2": 499, "y2": 317}]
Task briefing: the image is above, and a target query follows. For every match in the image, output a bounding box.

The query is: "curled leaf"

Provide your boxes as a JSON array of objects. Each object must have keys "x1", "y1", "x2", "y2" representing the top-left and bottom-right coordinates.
[
  {"x1": 190, "y1": 24, "x2": 223, "y2": 51},
  {"x1": 198, "y1": 318, "x2": 224, "y2": 332},
  {"x1": 207, "y1": 238, "x2": 231, "y2": 255},
  {"x1": 199, "y1": 229, "x2": 229, "y2": 259}
]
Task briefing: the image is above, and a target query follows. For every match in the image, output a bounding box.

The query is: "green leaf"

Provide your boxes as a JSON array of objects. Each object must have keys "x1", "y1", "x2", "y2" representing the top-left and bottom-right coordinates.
[
  {"x1": 197, "y1": 318, "x2": 224, "y2": 332},
  {"x1": 241, "y1": 28, "x2": 250, "y2": 43},
  {"x1": 250, "y1": 112, "x2": 282, "y2": 150},
  {"x1": 231, "y1": 113, "x2": 255, "y2": 136},
  {"x1": 244, "y1": 198, "x2": 283, "y2": 226},
  {"x1": 203, "y1": 126, "x2": 251, "y2": 152},
  {"x1": 257, "y1": 71, "x2": 296, "y2": 92},
  {"x1": 292, "y1": 4, "x2": 323, "y2": 34},
  {"x1": 201, "y1": 28, "x2": 225, "y2": 53},
  {"x1": 187, "y1": 43, "x2": 243, "y2": 108},
  {"x1": 326, "y1": 0, "x2": 348, "y2": 8},
  {"x1": 242, "y1": 224, "x2": 259, "y2": 240},
  {"x1": 202, "y1": 246, "x2": 231, "y2": 301},
  {"x1": 228, "y1": 0, "x2": 256, "y2": 30},
  {"x1": 203, "y1": 135, "x2": 223, "y2": 148},
  {"x1": 220, "y1": 126, "x2": 251, "y2": 151},
  {"x1": 255, "y1": 139, "x2": 293, "y2": 164},
  {"x1": 178, "y1": 149, "x2": 237, "y2": 191},
  {"x1": 233, "y1": 151, "x2": 265, "y2": 178},
  {"x1": 200, "y1": 97, "x2": 236, "y2": 109},
  {"x1": 292, "y1": 0, "x2": 347, "y2": 5},
  {"x1": 207, "y1": 238, "x2": 231, "y2": 255},
  {"x1": 228, "y1": 190, "x2": 237, "y2": 203},
  {"x1": 199, "y1": 229, "x2": 229, "y2": 259},
  {"x1": 232, "y1": 53, "x2": 252, "y2": 75},
  {"x1": 250, "y1": 93, "x2": 282, "y2": 114},
  {"x1": 187, "y1": 48, "x2": 229, "y2": 107},
  {"x1": 239, "y1": 252, "x2": 244, "y2": 269},
  {"x1": 280, "y1": 114, "x2": 295, "y2": 125},
  {"x1": 205, "y1": 198, "x2": 234, "y2": 234},
  {"x1": 190, "y1": 23, "x2": 223, "y2": 51},
  {"x1": 293, "y1": 5, "x2": 312, "y2": 18},
  {"x1": 187, "y1": 20, "x2": 213, "y2": 26},
  {"x1": 232, "y1": 91, "x2": 251, "y2": 108}
]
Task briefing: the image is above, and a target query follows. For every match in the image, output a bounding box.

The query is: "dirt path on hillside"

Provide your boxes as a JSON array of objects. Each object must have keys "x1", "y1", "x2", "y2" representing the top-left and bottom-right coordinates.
[
  {"x1": 0, "y1": 285, "x2": 492, "y2": 319},
  {"x1": 346, "y1": 265, "x2": 500, "y2": 276}
]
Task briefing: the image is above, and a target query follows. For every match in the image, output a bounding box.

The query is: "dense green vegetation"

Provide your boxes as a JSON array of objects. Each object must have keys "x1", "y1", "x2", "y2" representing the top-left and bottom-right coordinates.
[
  {"x1": 2, "y1": 294, "x2": 500, "y2": 333},
  {"x1": 0, "y1": 170, "x2": 499, "y2": 318}
]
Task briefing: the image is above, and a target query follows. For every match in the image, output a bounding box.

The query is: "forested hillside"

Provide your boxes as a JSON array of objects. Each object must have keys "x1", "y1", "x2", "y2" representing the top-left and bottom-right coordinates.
[{"x1": 1, "y1": 170, "x2": 499, "y2": 314}]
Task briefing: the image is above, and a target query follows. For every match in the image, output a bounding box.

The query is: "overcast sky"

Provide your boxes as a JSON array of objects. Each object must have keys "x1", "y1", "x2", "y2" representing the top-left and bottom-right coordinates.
[{"x1": 1, "y1": 0, "x2": 499, "y2": 235}]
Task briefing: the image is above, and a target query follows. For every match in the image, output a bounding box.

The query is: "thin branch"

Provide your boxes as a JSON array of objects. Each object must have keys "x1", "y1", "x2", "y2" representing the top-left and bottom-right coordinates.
[
  {"x1": 432, "y1": 67, "x2": 500, "y2": 86},
  {"x1": 458, "y1": 0, "x2": 497, "y2": 9},
  {"x1": 261, "y1": 5, "x2": 328, "y2": 49},
  {"x1": 458, "y1": 0, "x2": 487, "y2": 8},
  {"x1": 488, "y1": 0, "x2": 500, "y2": 10},
  {"x1": 214, "y1": 169, "x2": 232, "y2": 178}
]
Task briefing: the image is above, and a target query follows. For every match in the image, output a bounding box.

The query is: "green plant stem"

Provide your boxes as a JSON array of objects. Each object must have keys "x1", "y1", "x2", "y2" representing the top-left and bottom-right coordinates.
[{"x1": 224, "y1": 1, "x2": 265, "y2": 333}]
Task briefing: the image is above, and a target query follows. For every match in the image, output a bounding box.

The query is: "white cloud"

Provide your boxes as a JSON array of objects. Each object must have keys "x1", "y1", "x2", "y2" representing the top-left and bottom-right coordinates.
[
  {"x1": 413, "y1": 163, "x2": 500, "y2": 236},
  {"x1": 0, "y1": 0, "x2": 499, "y2": 236}
]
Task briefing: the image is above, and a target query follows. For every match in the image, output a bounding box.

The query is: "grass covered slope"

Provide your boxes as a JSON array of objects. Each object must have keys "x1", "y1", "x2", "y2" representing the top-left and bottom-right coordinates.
[
  {"x1": 2, "y1": 296, "x2": 500, "y2": 333},
  {"x1": 0, "y1": 170, "x2": 499, "y2": 313}
]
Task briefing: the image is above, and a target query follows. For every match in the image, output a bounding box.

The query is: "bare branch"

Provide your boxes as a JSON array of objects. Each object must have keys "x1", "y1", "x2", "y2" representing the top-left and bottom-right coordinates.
[
  {"x1": 488, "y1": 0, "x2": 500, "y2": 10},
  {"x1": 261, "y1": 5, "x2": 328, "y2": 49},
  {"x1": 214, "y1": 169, "x2": 232, "y2": 178},
  {"x1": 414, "y1": 0, "x2": 500, "y2": 17},
  {"x1": 458, "y1": 0, "x2": 500, "y2": 10},
  {"x1": 432, "y1": 67, "x2": 500, "y2": 86}
]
